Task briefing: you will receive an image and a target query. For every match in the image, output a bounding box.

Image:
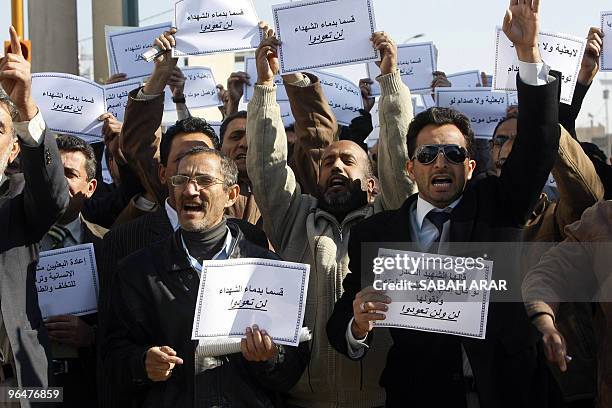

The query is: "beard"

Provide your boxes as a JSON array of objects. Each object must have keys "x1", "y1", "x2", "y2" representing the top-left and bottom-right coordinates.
[{"x1": 319, "y1": 183, "x2": 368, "y2": 218}]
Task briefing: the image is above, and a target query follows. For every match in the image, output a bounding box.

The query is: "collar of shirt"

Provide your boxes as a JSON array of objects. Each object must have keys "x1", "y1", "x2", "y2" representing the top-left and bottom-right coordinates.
[
  {"x1": 58, "y1": 214, "x2": 84, "y2": 244},
  {"x1": 181, "y1": 227, "x2": 234, "y2": 274},
  {"x1": 415, "y1": 195, "x2": 462, "y2": 230},
  {"x1": 165, "y1": 198, "x2": 180, "y2": 231}
]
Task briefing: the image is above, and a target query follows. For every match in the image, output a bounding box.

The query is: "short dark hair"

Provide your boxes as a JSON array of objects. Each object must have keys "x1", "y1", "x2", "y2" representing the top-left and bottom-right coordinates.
[
  {"x1": 406, "y1": 107, "x2": 475, "y2": 158},
  {"x1": 55, "y1": 134, "x2": 97, "y2": 181},
  {"x1": 161, "y1": 117, "x2": 220, "y2": 166},
  {"x1": 175, "y1": 146, "x2": 238, "y2": 190},
  {"x1": 492, "y1": 111, "x2": 518, "y2": 138},
  {"x1": 219, "y1": 110, "x2": 247, "y2": 145}
]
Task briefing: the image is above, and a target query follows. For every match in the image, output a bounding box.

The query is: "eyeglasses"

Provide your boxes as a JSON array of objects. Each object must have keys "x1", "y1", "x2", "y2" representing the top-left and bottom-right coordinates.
[
  {"x1": 170, "y1": 174, "x2": 224, "y2": 189},
  {"x1": 489, "y1": 134, "x2": 513, "y2": 147},
  {"x1": 412, "y1": 144, "x2": 468, "y2": 165}
]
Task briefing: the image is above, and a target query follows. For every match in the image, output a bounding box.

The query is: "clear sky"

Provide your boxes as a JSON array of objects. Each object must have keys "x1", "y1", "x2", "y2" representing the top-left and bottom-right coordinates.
[{"x1": 1, "y1": 0, "x2": 611, "y2": 129}]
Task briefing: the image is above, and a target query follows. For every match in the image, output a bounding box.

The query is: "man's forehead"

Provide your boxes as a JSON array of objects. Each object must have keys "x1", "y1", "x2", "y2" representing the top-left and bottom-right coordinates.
[
  {"x1": 177, "y1": 152, "x2": 220, "y2": 173},
  {"x1": 173, "y1": 132, "x2": 214, "y2": 150},
  {"x1": 323, "y1": 141, "x2": 366, "y2": 159},
  {"x1": 417, "y1": 124, "x2": 466, "y2": 146},
  {"x1": 225, "y1": 117, "x2": 247, "y2": 132}
]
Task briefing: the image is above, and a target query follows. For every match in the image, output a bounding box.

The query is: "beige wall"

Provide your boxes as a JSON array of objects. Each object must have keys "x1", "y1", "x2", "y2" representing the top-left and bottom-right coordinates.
[
  {"x1": 92, "y1": 0, "x2": 124, "y2": 83},
  {"x1": 28, "y1": 0, "x2": 79, "y2": 74}
]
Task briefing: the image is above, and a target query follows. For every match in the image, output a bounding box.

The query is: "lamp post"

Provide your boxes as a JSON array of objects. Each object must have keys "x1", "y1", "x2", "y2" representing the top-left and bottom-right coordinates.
[{"x1": 402, "y1": 33, "x2": 425, "y2": 44}]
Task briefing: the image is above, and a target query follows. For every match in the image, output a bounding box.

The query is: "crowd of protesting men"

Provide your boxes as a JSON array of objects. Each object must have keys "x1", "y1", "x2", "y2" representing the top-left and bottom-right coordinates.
[{"x1": 0, "y1": 0, "x2": 612, "y2": 407}]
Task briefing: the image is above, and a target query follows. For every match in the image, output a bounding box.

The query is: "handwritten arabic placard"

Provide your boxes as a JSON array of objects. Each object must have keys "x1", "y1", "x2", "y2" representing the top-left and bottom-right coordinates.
[
  {"x1": 373, "y1": 248, "x2": 493, "y2": 339},
  {"x1": 244, "y1": 57, "x2": 289, "y2": 102},
  {"x1": 273, "y1": 0, "x2": 378, "y2": 73},
  {"x1": 192, "y1": 258, "x2": 310, "y2": 346},
  {"x1": 493, "y1": 28, "x2": 586, "y2": 104},
  {"x1": 106, "y1": 22, "x2": 172, "y2": 79},
  {"x1": 368, "y1": 42, "x2": 437, "y2": 96},
  {"x1": 104, "y1": 77, "x2": 146, "y2": 122},
  {"x1": 163, "y1": 67, "x2": 222, "y2": 111},
  {"x1": 36, "y1": 243, "x2": 99, "y2": 320},
  {"x1": 601, "y1": 11, "x2": 612, "y2": 71},
  {"x1": 436, "y1": 88, "x2": 509, "y2": 139},
  {"x1": 173, "y1": 0, "x2": 260, "y2": 57},
  {"x1": 447, "y1": 70, "x2": 481, "y2": 88},
  {"x1": 32, "y1": 73, "x2": 106, "y2": 143}
]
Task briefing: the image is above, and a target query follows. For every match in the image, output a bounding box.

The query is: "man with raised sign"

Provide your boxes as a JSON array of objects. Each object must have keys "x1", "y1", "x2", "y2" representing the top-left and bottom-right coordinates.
[{"x1": 328, "y1": 1, "x2": 563, "y2": 406}]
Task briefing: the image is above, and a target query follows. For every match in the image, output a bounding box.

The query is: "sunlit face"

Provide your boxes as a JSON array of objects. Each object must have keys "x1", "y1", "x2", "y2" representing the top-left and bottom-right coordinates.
[
  {"x1": 407, "y1": 124, "x2": 476, "y2": 209},
  {"x1": 317, "y1": 140, "x2": 374, "y2": 214},
  {"x1": 0, "y1": 105, "x2": 19, "y2": 176},
  {"x1": 220, "y1": 117, "x2": 247, "y2": 175},
  {"x1": 160, "y1": 132, "x2": 215, "y2": 208},
  {"x1": 490, "y1": 118, "x2": 517, "y2": 176},
  {"x1": 172, "y1": 152, "x2": 238, "y2": 232},
  {"x1": 60, "y1": 150, "x2": 97, "y2": 223}
]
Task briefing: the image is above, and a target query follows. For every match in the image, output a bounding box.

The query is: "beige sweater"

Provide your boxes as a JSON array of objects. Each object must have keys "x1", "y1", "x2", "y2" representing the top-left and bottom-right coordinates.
[{"x1": 246, "y1": 70, "x2": 415, "y2": 408}]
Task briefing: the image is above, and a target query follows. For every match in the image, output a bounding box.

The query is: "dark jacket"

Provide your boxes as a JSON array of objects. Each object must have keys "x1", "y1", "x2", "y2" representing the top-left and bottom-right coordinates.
[
  {"x1": 97, "y1": 209, "x2": 268, "y2": 408},
  {"x1": 0, "y1": 131, "x2": 69, "y2": 402},
  {"x1": 327, "y1": 74, "x2": 562, "y2": 408},
  {"x1": 102, "y1": 222, "x2": 309, "y2": 407}
]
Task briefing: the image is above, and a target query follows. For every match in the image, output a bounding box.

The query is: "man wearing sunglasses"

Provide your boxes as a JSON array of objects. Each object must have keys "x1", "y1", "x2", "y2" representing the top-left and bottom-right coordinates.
[{"x1": 329, "y1": 1, "x2": 565, "y2": 406}]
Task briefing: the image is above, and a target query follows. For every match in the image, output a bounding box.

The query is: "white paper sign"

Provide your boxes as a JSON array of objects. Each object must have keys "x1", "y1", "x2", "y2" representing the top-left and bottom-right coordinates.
[
  {"x1": 104, "y1": 77, "x2": 146, "y2": 122},
  {"x1": 601, "y1": 11, "x2": 612, "y2": 71},
  {"x1": 315, "y1": 70, "x2": 363, "y2": 125},
  {"x1": 32, "y1": 73, "x2": 106, "y2": 143},
  {"x1": 36, "y1": 243, "x2": 99, "y2": 320},
  {"x1": 173, "y1": 0, "x2": 260, "y2": 57},
  {"x1": 365, "y1": 98, "x2": 380, "y2": 146},
  {"x1": 163, "y1": 67, "x2": 222, "y2": 111},
  {"x1": 373, "y1": 249, "x2": 493, "y2": 339},
  {"x1": 273, "y1": 0, "x2": 378, "y2": 73},
  {"x1": 436, "y1": 87, "x2": 509, "y2": 139},
  {"x1": 447, "y1": 70, "x2": 481, "y2": 88},
  {"x1": 493, "y1": 28, "x2": 586, "y2": 105},
  {"x1": 106, "y1": 22, "x2": 172, "y2": 79},
  {"x1": 244, "y1": 58, "x2": 289, "y2": 102},
  {"x1": 192, "y1": 258, "x2": 310, "y2": 346},
  {"x1": 368, "y1": 42, "x2": 437, "y2": 96}
]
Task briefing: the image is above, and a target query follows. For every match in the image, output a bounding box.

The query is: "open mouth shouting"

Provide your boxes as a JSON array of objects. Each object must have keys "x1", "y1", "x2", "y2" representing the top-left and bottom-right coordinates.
[
  {"x1": 182, "y1": 201, "x2": 205, "y2": 217},
  {"x1": 326, "y1": 174, "x2": 349, "y2": 193},
  {"x1": 430, "y1": 174, "x2": 454, "y2": 192}
]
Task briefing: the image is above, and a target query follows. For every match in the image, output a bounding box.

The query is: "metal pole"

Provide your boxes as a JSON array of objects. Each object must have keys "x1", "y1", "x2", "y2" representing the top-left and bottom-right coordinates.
[
  {"x1": 123, "y1": 0, "x2": 139, "y2": 26},
  {"x1": 11, "y1": 0, "x2": 24, "y2": 37}
]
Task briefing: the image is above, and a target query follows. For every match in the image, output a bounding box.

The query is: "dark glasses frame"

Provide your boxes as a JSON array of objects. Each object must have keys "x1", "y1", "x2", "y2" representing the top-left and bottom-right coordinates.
[{"x1": 412, "y1": 144, "x2": 469, "y2": 165}]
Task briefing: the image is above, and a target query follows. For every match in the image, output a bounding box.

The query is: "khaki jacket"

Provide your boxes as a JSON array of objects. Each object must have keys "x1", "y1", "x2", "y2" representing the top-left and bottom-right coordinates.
[{"x1": 247, "y1": 71, "x2": 415, "y2": 408}]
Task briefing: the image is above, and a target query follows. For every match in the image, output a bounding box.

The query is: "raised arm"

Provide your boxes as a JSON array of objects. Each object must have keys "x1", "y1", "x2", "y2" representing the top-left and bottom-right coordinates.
[
  {"x1": 372, "y1": 32, "x2": 417, "y2": 211},
  {"x1": 0, "y1": 26, "x2": 68, "y2": 249},
  {"x1": 246, "y1": 24, "x2": 312, "y2": 251},
  {"x1": 497, "y1": 0, "x2": 561, "y2": 225},
  {"x1": 284, "y1": 71, "x2": 338, "y2": 196},
  {"x1": 119, "y1": 28, "x2": 178, "y2": 205}
]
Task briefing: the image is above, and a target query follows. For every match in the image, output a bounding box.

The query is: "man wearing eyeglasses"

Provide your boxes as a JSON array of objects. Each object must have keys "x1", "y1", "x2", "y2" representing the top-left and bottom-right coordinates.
[
  {"x1": 328, "y1": 1, "x2": 564, "y2": 407},
  {"x1": 102, "y1": 146, "x2": 308, "y2": 407}
]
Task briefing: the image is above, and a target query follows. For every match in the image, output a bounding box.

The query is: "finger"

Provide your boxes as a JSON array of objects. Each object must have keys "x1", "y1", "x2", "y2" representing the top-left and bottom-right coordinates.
[
  {"x1": 261, "y1": 331, "x2": 274, "y2": 354},
  {"x1": 147, "y1": 361, "x2": 174, "y2": 371},
  {"x1": 9, "y1": 26, "x2": 22, "y2": 57},
  {"x1": 245, "y1": 326, "x2": 257, "y2": 356},
  {"x1": 503, "y1": 10, "x2": 512, "y2": 34},
  {"x1": 591, "y1": 32, "x2": 603, "y2": 47},
  {"x1": 251, "y1": 325, "x2": 267, "y2": 356},
  {"x1": 509, "y1": 0, "x2": 519, "y2": 6},
  {"x1": 164, "y1": 31, "x2": 176, "y2": 47},
  {"x1": 531, "y1": 0, "x2": 540, "y2": 13},
  {"x1": 355, "y1": 312, "x2": 386, "y2": 322},
  {"x1": 357, "y1": 291, "x2": 391, "y2": 303},
  {"x1": 362, "y1": 301, "x2": 390, "y2": 312},
  {"x1": 98, "y1": 113, "x2": 113, "y2": 121}
]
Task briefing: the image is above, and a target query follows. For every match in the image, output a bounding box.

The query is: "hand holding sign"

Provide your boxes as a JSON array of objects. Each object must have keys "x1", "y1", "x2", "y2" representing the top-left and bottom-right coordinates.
[
  {"x1": 0, "y1": 26, "x2": 37, "y2": 120},
  {"x1": 371, "y1": 32, "x2": 397, "y2": 76},
  {"x1": 240, "y1": 325, "x2": 279, "y2": 362},
  {"x1": 144, "y1": 28, "x2": 178, "y2": 96},
  {"x1": 502, "y1": 0, "x2": 542, "y2": 63},
  {"x1": 255, "y1": 22, "x2": 280, "y2": 87},
  {"x1": 351, "y1": 286, "x2": 391, "y2": 340},
  {"x1": 578, "y1": 27, "x2": 604, "y2": 85}
]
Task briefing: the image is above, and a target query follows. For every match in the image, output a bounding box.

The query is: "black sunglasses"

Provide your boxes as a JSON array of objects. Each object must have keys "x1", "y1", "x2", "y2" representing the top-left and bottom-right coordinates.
[{"x1": 413, "y1": 144, "x2": 468, "y2": 165}]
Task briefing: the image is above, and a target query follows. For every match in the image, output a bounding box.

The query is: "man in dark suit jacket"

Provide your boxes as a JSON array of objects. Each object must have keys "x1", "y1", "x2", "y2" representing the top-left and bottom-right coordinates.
[
  {"x1": 39, "y1": 135, "x2": 108, "y2": 407},
  {"x1": 327, "y1": 4, "x2": 562, "y2": 407},
  {"x1": 0, "y1": 28, "x2": 69, "y2": 401},
  {"x1": 102, "y1": 146, "x2": 308, "y2": 407}
]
